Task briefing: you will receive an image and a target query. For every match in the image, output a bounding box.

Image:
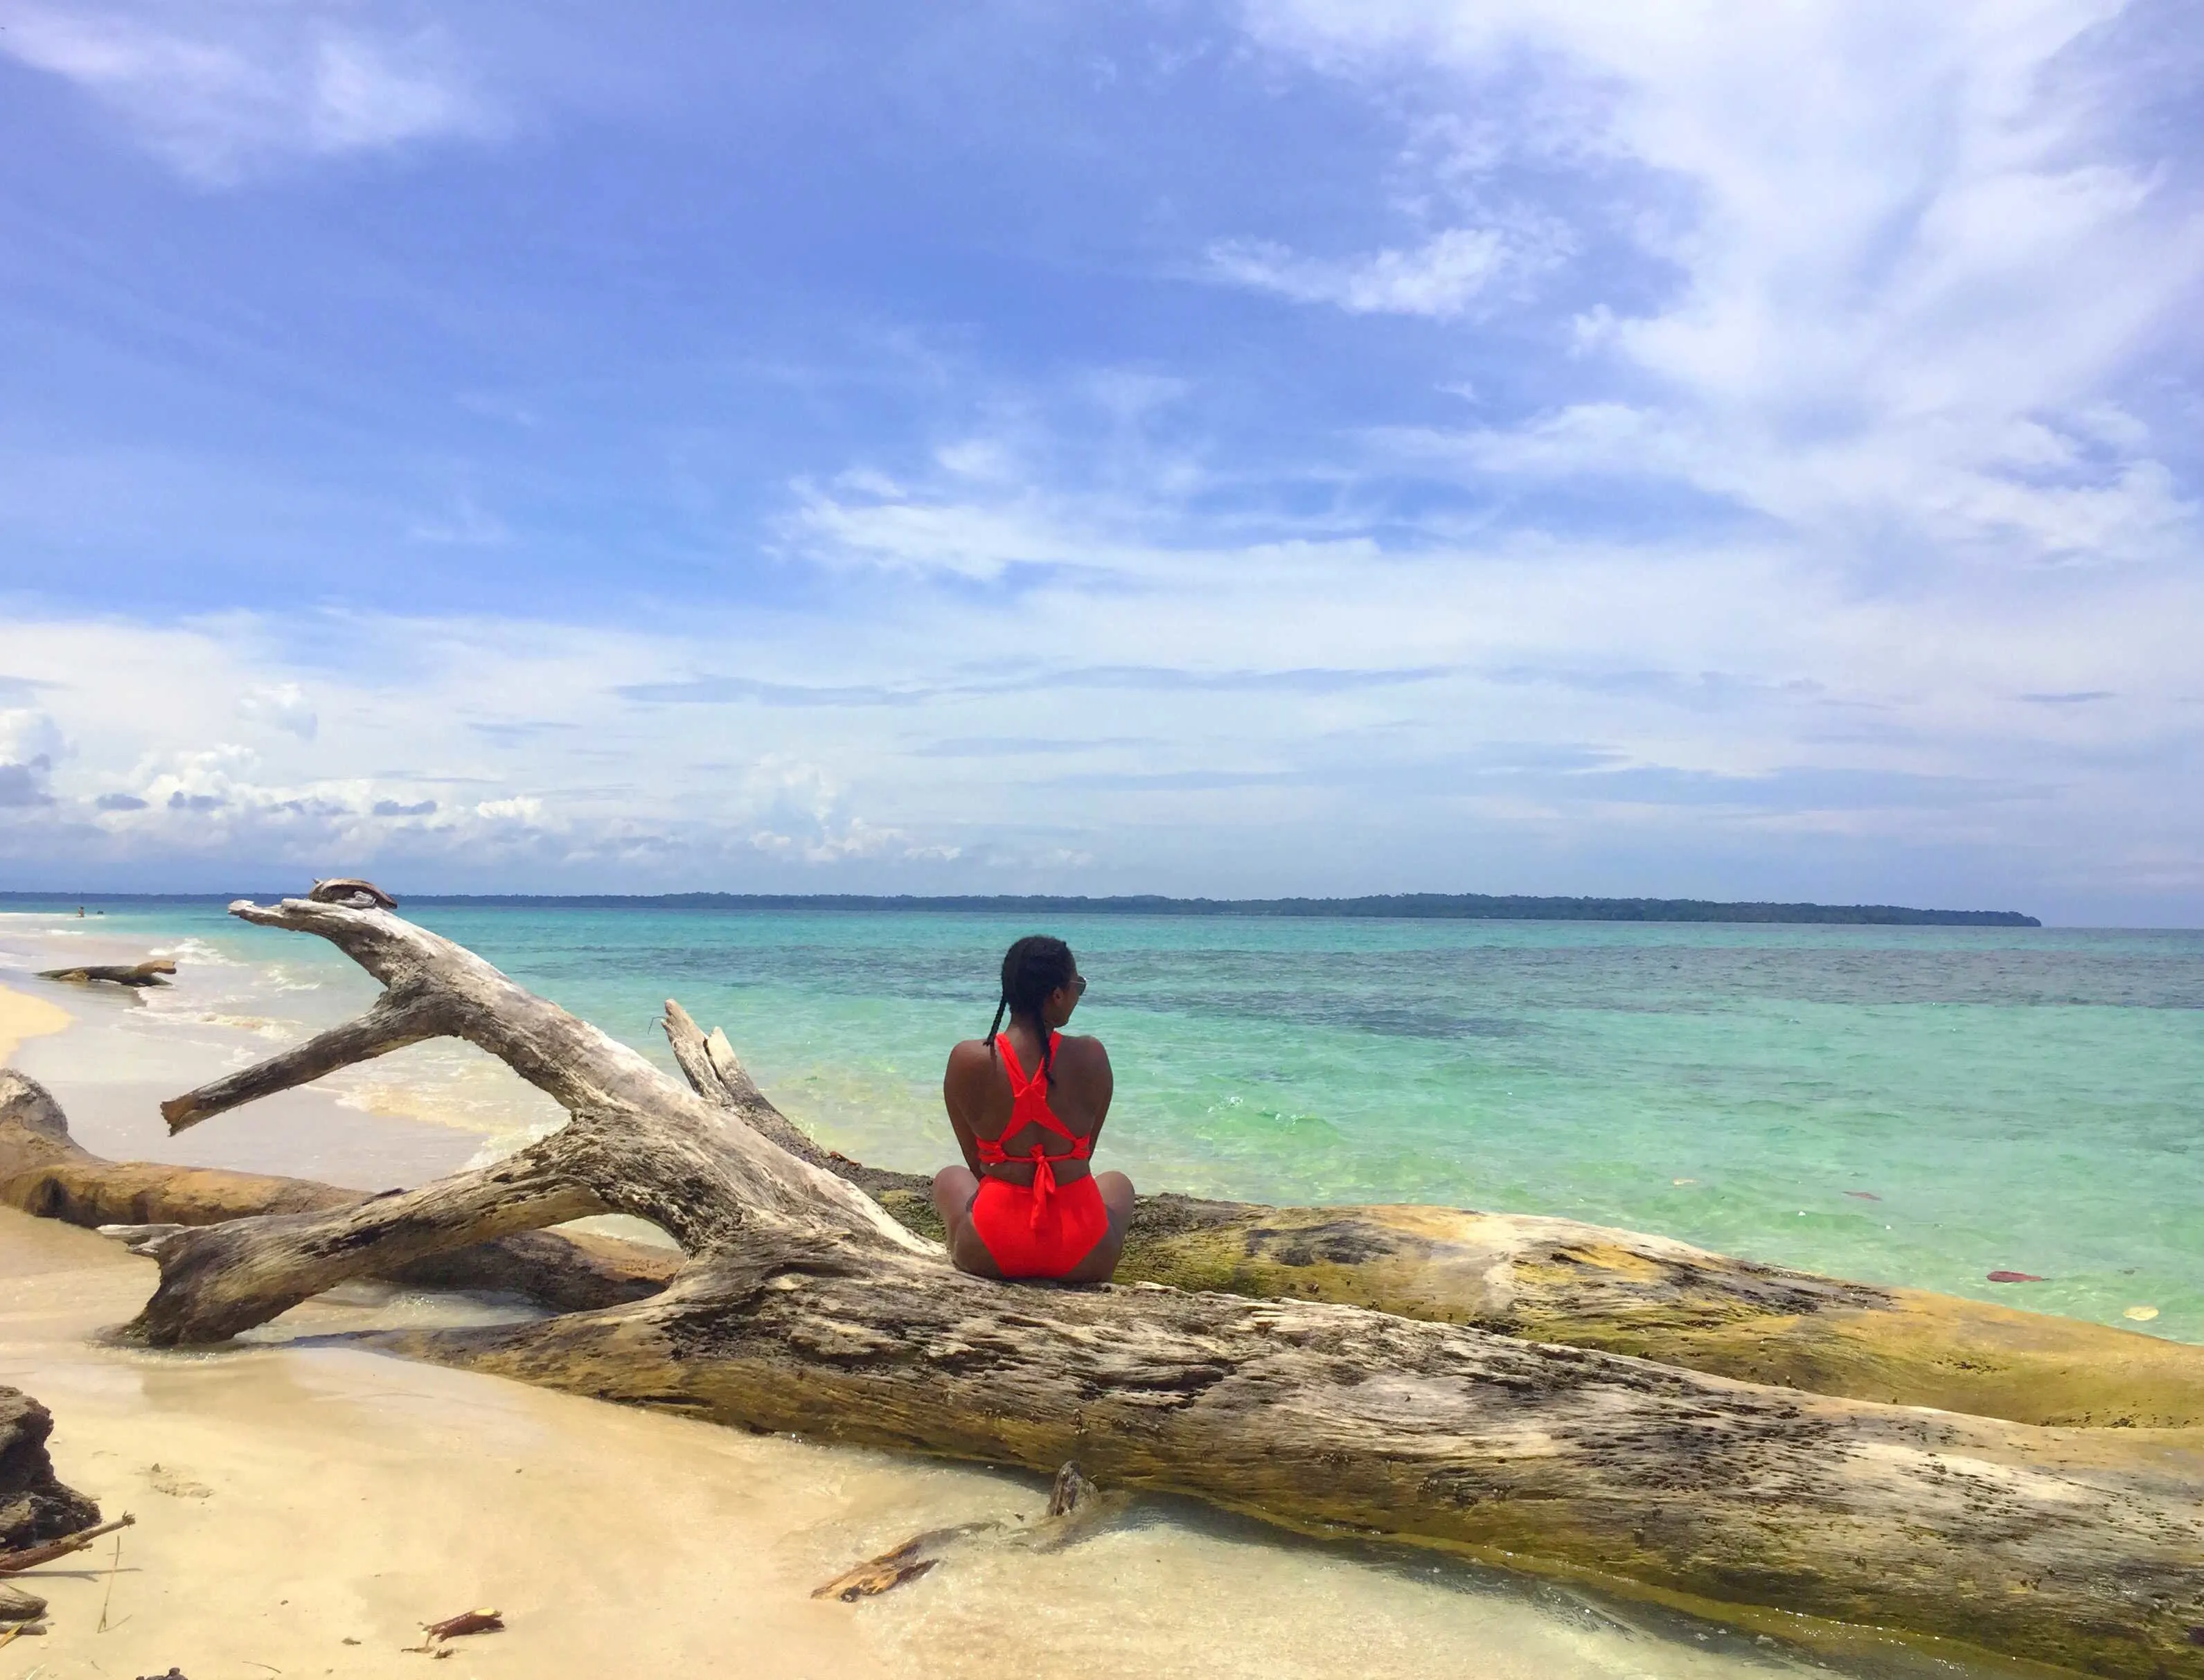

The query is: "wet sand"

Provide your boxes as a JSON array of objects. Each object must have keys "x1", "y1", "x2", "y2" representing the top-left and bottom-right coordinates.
[{"x1": 0, "y1": 981, "x2": 69, "y2": 1066}]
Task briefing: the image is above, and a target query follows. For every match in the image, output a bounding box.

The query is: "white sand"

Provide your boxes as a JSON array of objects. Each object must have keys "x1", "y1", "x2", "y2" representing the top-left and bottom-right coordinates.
[{"x1": 0, "y1": 1209, "x2": 907, "y2": 1679}]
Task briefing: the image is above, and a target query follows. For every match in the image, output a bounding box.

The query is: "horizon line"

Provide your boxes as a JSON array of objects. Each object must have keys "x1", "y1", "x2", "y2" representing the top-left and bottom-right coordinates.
[{"x1": 0, "y1": 889, "x2": 2042, "y2": 927}]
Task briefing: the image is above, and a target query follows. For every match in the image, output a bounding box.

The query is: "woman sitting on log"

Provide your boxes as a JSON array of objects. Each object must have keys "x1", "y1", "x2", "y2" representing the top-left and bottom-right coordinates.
[{"x1": 933, "y1": 936, "x2": 1134, "y2": 1282}]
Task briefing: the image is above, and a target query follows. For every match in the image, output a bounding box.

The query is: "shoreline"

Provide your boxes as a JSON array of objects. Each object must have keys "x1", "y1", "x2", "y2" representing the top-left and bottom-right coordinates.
[{"x1": 0, "y1": 981, "x2": 71, "y2": 1066}]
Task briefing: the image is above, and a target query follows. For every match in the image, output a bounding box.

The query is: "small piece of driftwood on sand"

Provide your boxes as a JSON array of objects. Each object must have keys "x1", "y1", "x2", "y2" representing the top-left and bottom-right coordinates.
[{"x1": 0, "y1": 894, "x2": 2200, "y2": 1677}]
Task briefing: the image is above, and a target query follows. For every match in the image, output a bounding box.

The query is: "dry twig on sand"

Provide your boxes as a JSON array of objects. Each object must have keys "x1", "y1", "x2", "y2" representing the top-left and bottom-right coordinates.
[
  {"x1": 404, "y1": 1607, "x2": 503, "y2": 1649},
  {"x1": 0, "y1": 1516, "x2": 134, "y2": 1575}
]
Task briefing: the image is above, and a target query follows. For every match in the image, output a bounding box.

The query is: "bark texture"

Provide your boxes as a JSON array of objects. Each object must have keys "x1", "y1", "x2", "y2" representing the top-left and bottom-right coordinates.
[{"x1": 10, "y1": 900, "x2": 2204, "y2": 1676}]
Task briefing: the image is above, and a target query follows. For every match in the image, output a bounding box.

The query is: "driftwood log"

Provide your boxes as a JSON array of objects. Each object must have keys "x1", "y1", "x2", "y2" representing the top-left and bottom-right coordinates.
[
  {"x1": 15, "y1": 1012, "x2": 2201, "y2": 1435},
  {"x1": 9, "y1": 897, "x2": 2200, "y2": 1677},
  {"x1": 35, "y1": 959, "x2": 174, "y2": 988}
]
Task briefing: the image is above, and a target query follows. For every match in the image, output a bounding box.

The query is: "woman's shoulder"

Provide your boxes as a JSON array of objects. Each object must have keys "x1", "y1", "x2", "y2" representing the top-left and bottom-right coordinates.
[
  {"x1": 945, "y1": 1035, "x2": 997, "y2": 1071},
  {"x1": 1051, "y1": 1031, "x2": 1110, "y2": 1069}
]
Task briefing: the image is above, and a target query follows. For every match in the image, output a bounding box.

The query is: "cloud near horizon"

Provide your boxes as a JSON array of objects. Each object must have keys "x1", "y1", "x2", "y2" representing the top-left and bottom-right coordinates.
[{"x1": 1, "y1": 0, "x2": 2200, "y2": 920}]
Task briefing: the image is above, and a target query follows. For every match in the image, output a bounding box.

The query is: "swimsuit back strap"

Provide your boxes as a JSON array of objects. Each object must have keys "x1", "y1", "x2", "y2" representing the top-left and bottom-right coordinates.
[{"x1": 976, "y1": 1034, "x2": 1092, "y2": 1189}]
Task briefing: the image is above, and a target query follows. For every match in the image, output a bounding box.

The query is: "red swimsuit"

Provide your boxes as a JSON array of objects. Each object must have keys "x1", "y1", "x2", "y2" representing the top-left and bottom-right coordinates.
[{"x1": 968, "y1": 1032, "x2": 1111, "y2": 1278}]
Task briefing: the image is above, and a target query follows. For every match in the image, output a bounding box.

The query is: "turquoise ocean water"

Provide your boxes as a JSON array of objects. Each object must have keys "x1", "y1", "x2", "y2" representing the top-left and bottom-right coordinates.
[{"x1": 8, "y1": 899, "x2": 2201, "y2": 1343}]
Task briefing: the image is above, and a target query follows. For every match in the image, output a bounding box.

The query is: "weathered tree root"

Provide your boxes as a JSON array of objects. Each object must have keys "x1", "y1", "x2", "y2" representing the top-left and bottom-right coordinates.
[
  {"x1": 9, "y1": 897, "x2": 2204, "y2": 1676},
  {"x1": 0, "y1": 1070, "x2": 678, "y2": 1314}
]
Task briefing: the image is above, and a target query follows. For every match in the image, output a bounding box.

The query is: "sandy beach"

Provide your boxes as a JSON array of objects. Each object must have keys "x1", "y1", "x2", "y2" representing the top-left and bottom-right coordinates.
[{"x1": 1, "y1": 1206, "x2": 903, "y2": 1680}]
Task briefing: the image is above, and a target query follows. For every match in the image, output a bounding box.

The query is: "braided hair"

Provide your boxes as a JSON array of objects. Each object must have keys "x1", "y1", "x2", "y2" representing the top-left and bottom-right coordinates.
[{"x1": 986, "y1": 934, "x2": 1077, "y2": 1089}]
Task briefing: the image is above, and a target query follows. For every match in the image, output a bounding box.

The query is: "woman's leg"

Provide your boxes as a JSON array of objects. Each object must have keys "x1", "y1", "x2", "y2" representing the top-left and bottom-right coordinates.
[
  {"x1": 931, "y1": 1166, "x2": 1002, "y2": 1278},
  {"x1": 1062, "y1": 1170, "x2": 1135, "y2": 1284}
]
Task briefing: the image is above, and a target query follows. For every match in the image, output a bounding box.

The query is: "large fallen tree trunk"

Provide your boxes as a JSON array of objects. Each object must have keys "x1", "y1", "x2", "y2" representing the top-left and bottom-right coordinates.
[
  {"x1": 15, "y1": 972, "x2": 2197, "y2": 1434},
  {"x1": 20, "y1": 896, "x2": 2202, "y2": 1677},
  {"x1": 19, "y1": 1051, "x2": 2203, "y2": 1439}
]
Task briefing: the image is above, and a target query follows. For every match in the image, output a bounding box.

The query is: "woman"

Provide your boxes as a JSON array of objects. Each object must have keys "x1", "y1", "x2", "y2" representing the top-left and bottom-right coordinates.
[{"x1": 932, "y1": 935, "x2": 1135, "y2": 1283}]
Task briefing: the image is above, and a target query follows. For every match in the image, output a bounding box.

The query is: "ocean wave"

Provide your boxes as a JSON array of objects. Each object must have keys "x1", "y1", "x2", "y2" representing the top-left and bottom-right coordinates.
[
  {"x1": 149, "y1": 938, "x2": 244, "y2": 967},
  {"x1": 193, "y1": 1013, "x2": 297, "y2": 1041},
  {"x1": 328, "y1": 1044, "x2": 569, "y2": 1159}
]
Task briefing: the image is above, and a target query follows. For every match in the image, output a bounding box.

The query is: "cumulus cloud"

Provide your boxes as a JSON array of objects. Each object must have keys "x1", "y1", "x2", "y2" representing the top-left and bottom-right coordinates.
[
  {"x1": 0, "y1": 709, "x2": 64, "y2": 808},
  {"x1": 2, "y1": 1, "x2": 502, "y2": 185},
  {"x1": 238, "y1": 682, "x2": 319, "y2": 741}
]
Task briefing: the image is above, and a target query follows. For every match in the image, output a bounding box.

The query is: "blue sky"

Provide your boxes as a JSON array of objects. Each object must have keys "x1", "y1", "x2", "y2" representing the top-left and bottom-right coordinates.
[{"x1": 2, "y1": 1, "x2": 2201, "y2": 920}]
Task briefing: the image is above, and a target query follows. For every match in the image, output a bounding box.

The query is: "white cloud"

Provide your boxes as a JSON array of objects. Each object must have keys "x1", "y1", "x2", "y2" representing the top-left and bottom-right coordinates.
[
  {"x1": 0, "y1": 511, "x2": 2198, "y2": 912},
  {"x1": 238, "y1": 682, "x2": 319, "y2": 741},
  {"x1": 1206, "y1": 225, "x2": 1547, "y2": 318},
  {"x1": 0, "y1": 708, "x2": 65, "y2": 767},
  {"x1": 0, "y1": 708, "x2": 65, "y2": 809},
  {"x1": 3, "y1": 3, "x2": 501, "y2": 185},
  {"x1": 1241, "y1": 0, "x2": 2204, "y2": 569}
]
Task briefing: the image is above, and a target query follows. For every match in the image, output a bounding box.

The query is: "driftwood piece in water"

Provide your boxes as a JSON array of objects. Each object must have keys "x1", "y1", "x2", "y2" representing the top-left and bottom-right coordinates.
[
  {"x1": 812, "y1": 1459, "x2": 1120, "y2": 1600},
  {"x1": 0, "y1": 1071, "x2": 679, "y2": 1314},
  {"x1": 0, "y1": 1515, "x2": 133, "y2": 1575},
  {"x1": 35, "y1": 959, "x2": 175, "y2": 988},
  {"x1": 812, "y1": 1523, "x2": 997, "y2": 1601},
  {"x1": 662, "y1": 1001, "x2": 2204, "y2": 1431},
  {"x1": 68, "y1": 896, "x2": 2204, "y2": 1677}
]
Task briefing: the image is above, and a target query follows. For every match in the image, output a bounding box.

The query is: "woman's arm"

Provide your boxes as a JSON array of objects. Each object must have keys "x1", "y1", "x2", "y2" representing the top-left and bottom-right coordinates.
[
  {"x1": 1072, "y1": 1035, "x2": 1114, "y2": 1150},
  {"x1": 941, "y1": 1042, "x2": 985, "y2": 1174}
]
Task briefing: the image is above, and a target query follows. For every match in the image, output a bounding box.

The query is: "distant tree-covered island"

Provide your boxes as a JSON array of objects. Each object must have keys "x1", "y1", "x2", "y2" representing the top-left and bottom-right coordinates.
[{"x1": 391, "y1": 891, "x2": 2041, "y2": 926}]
